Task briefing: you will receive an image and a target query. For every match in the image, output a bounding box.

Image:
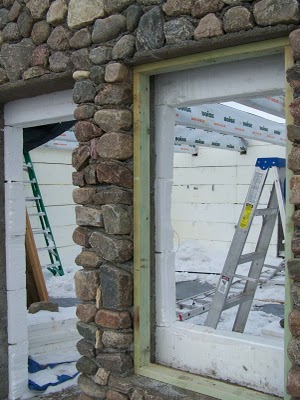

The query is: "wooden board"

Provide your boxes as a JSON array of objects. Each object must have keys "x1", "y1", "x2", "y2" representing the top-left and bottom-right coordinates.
[{"x1": 25, "y1": 210, "x2": 48, "y2": 305}]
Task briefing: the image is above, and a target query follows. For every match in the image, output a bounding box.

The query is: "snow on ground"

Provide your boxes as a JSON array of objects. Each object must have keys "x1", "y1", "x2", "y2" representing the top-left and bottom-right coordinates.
[{"x1": 44, "y1": 264, "x2": 80, "y2": 298}]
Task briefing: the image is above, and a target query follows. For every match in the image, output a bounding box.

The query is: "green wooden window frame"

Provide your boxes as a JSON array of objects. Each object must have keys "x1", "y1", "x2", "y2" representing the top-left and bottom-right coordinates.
[{"x1": 133, "y1": 37, "x2": 293, "y2": 400}]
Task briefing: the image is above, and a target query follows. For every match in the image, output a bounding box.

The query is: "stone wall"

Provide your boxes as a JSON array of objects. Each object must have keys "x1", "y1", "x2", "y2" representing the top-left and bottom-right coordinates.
[{"x1": 1, "y1": 0, "x2": 300, "y2": 399}]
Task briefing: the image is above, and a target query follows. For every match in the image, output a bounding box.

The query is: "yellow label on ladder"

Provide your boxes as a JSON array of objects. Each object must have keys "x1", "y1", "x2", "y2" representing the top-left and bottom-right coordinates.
[{"x1": 240, "y1": 203, "x2": 253, "y2": 229}]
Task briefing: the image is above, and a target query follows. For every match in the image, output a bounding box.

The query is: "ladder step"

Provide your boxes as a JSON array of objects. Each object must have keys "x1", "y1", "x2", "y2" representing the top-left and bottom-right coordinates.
[
  {"x1": 43, "y1": 262, "x2": 61, "y2": 269},
  {"x1": 37, "y1": 245, "x2": 56, "y2": 251},
  {"x1": 233, "y1": 274, "x2": 258, "y2": 283},
  {"x1": 25, "y1": 196, "x2": 41, "y2": 201},
  {"x1": 32, "y1": 228, "x2": 50, "y2": 235},
  {"x1": 23, "y1": 179, "x2": 36, "y2": 184},
  {"x1": 223, "y1": 292, "x2": 255, "y2": 311},
  {"x1": 254, "y1": 208, "x2": 278, "y2": 216},
  {"x1": 28, "y1": 212, "x2": 46, "y2": 217},
  {"x1": 238, "y1": 252, "x2": 264, "y2": 265}
]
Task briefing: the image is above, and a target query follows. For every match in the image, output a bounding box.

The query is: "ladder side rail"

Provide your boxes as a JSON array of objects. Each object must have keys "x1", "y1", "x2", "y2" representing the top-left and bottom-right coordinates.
[
  {"x1": 272, "y1": 166, "x2": 286, "y2": 237},
  {"x1": 232, "y1": 184, "x2": 279, "y2": 333},
  {"x1": 204, "y1": 166, "x2": 269, "y2": 328}
]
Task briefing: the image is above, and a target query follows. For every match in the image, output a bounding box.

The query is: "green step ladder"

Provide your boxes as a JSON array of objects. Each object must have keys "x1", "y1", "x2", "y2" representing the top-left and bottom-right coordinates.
[{"x1": 24, "y1": 152, "x2": 64, "y2": 276}]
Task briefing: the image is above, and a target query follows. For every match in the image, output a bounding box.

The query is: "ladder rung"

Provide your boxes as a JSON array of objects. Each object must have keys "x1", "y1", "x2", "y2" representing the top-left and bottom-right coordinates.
[
  {"x1": 43, "y1": 262, "x2": 60, "y2": 269},
  {"x1": 32, "y1": 228, "x2": 50, "y2": 235},
  {"x1": 263, "y1": 263, "x2": 284, "y2": 271},
  {"x1": 223, "y1": 292, "x2": 255, "y2": 310},
  {"x1": 254, "y1": 208, "x2": 278, "y2": 216},
  {"x1": 238, "y1": 252, "x2": 264, "y2": 265},
  {"x1": 23, "y1": 179, "x2": 36, "y2": 184},
  {"x1": 233, "y1": 274, "x2": 258, "y2": 283},
  {"x1": 25, "y1": 196, "x2": 41, "y2": 201},
  {"x1": 28, "y1": 212, "x2": 46, "y2": 217},
  {"x1": 37, "y1": 245, "x2": 56, "y2": 251}
]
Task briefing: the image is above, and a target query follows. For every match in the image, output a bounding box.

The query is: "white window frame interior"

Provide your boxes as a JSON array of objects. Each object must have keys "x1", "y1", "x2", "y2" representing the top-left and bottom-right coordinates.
[
  {"x1": 4, "y1": 90, "x2": 75, "y2": 399},
  {"x1": 154, "y1": 54, "x2": 286, "y2": 397}
]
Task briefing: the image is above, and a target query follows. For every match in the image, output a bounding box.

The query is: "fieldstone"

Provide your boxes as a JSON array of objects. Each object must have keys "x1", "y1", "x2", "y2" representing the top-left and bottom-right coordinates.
[
  {"x1": 105, "y1": 63, "x2": 130, "y2": 83},
  {"x1": 96, "y1": 161, "x2": 133, "y2": 188},
  {"x1": 90, "y1": 65, "x2": 105, "y2": 84},
  {"x1": 77, "y1": 304, "x2": 98, "y2": 323},
  {"x1": 47, "y1": 25, "x2": 71, "y2": 50},
  {"x1": 112, "y1": 35, "x2": 135, "y2": 60},
  {"x1": 0, "y1": 8, "x2": 9, "y2": 29},
  {"x1": 73, "y1": 171, "x2": 85, "y2": 187},
  {"x1": 102, "y1": 331, "x2": 133, "y2": 349},
  {"x1": 90, "y1": 231, "x2": 133, "y2": 263},
  {"x1": 95, "y1": 309, "x2": 131, "y2": 329},
  {"x1": 77, "y1": 339, "x2": 96, "y2": 358},
  {"x1": 27, "y1": 0, "x2": 50, "y2": 19},
  {"x1": 9, "y1": 1, "x2": 23, "y2": 22},
  {"x1": 94, "y1": 368, "x2": 110, "y2": 386},
  {"x1": 137, "y1": 0, "x2": 163, "y2": 4},
  {"x1": 289, "y1": 146, "x2": 300, "y2": 173},
  {"x1": 73, "y1": 187, "x2": 97, "y2": 205},
  {"x1": 0, "y1": 68, "x2": 8, "y2": 84},
  {"x1": 94, "y1": 109, "x2": 132, "y2": 132},
  {"x1": 67, "y1": 0, "x2": 105, "y2": 30},
  {"x1": 28, "y1": 301, "x2": 59, "y2": 314},
  {"x1": 288, "y1": 125, "x2": 300, "y2": 143},
  {"x1": 73, "y1": 70, "x2": 90, "y2": 81},
  {"x1": 3, "y1": 0, "x2": 13, "y2": 7},
  {"x1": 75, "y1": 269, "x2": 99, "y2": 300},
  {"x1": 136, "y1": 6, "x2": 164, "y2": 51},
  {"x1": 49, "y1": 51, "x2": 71, "y2": 72},
  {"x1": 289, "y1": 310, "x2": 300, "y2": 336},
  {"x1": 92, "y1": 15, "x2": 126, "y2": 44},
  {"x1": 96, "y1": 353, "x2": 133, "y2": 375},
  {"x1": 76, "y1": 206, "x2": 103, "y2": 227},
  {"x1": 23, "y1": 66, "x2": 47, "y2": 79},
  {"x1": 85, "y1": 166, "x2": 98, "y2": 185},
  {"x1": 192, "y1": 0, "x2": 224, "y2": 18},
  {"x1": 31, "y1": 20, "x2": 51, "y2": 45},
  {"x1": 107, "y1": 390, "x2": 128, "y2": 400},
  {"x1": 78, "y1": 394, "x2": 95, "y2": 400},
  {"x1": 0, "y1": 39, "x2": 35, "y2": 81},
  {"x1": 46, "y1": 0, "x2": 68, "y2": 26},
  {"x1": 194, "y1": 13, "x2": 223, "y2": 39},
  {"x1": 78, "y1": 374, "x2": 107, "y2": 399},
  {"x1": 288, "y1": 338, "x2": 300, "y2": 364},
  {"x1": 89, "y1": 46, "x2": 112, "y2": 65},
  {"x1": 71, "y1": 48, "x2": 91, "y2": 70},
  {"x1": 100, "y1": 263, "x2": 133, "y2": 308},
  {"x1": 93, "y1": 186, "x2": 132, "y2": 205},
  {"x1": 95, "y1": 84, "x2": 132, "y2": 106},
  {"x1": 164, "y1": 18, "x2": 194, "y2": 45},
  {"x1": 223, "y1": 0, "x2": 251, "y2": 3},
  {"x1": 290, "y1": 175, "x2": 300, "y2": 204},
  {"x1": 125, "y1": 4, "x2": 143, "y2": 31},
  {"x1": 253, "y1": 0, "x2": 300, "y2": 26},
  {"x1": 108, "y1": 376, "x2": 133, "y2": 394},
  {"x1": 96, "y1": 132, "x2": 133, "y2": 160},
  {"x1": 72, "y1": 145, "x2": 90, "y2": 171},
  {"x1": 77, "y1": 357, "x2": 98, "y2": 375},
  {"x1": 288, "y1": 259, "x2": 300, "y2": 281},
  {"x1": 70, "y1": 28, "x2": 92, "y2": 49},
  {"x1": 73, "y1": 226, "x2": 93, "y2": 247},
  {"x1": 287, "y1": 367, "x2": 300, "y2": 397},
  {"x1": 104, "y1": 0, "x2": 134, "y2": 14},
  {"x1": 223, "y1": 7, "x2": 254, "y2": 33},
  {"x1": 31, "y1": 44, "x2": 49, "y2": 67},
  {"x1": 76, "y1": 250, "x2": 103, "y2": 269},
  {"x1": 74, "y1": 104, "x2": 96, "y2": 120},
  {"x1": 290, "y1": 98, "x2": 300, "y2": 123},
  {"x1": 17, "y1": 10, "x2": 33, "y2": 38},
  {"x1": 73, "y1": 81, "x2": 97, "y2": 104},
  {"x1": 292, "y1": 231, "x2": 300, "y2": 256},
  {"x1": 102, "y1": 204, "x2": 131, "y2": 235},
  {"x1": 162, "y1": 0, "x2": 193, "y2": 16},
  {"x1": 2, "y1": 23, "x2": 21, "y2": 41},
  {"x1": 130, "y1": 389, "x2": 144, "y2": 400},
  {"x1": 293, "y1": 211, "x2": 300, "y2": 226},
  {"x1": 73, "y1": 121, "x2": 102, "y2": 141},
  {"x1": 290, "y1": 30, "x2": 300, "y2": 62}
]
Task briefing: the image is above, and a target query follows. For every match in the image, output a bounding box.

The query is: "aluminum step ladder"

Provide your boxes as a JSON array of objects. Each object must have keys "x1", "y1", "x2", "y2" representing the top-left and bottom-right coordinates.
[
  {"x1": 204, "y1": 157, "x2": 285, "y2": 332},
  {"x1": 24, "y1": 152, "x2": 64, "y2": 276}
]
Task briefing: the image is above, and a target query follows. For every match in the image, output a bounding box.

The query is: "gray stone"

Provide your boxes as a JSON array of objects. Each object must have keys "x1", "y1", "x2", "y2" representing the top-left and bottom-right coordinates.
[
  {"x1": 253, "y1": 0, "x2": 300, "y2": 26},
  {"x1": 90, "y1": 65, "x2": 105, "y2": 84},
  {"x1": 73, "y1": 187, "x2": 97, "y2": 205},
  {"x1": 72, "y1": 144, "x2": 91, "y2": 171},
  {"x1": 75, "y1": 269, "x2": 100, "y2": 301},
  {"x1": 73, "y1": 226, "x2": 93, "y2": 247},
  {"x1": 96, "y1": 132, "x2": 133, "y2": 160},
  {"x1": 288, "y1": 338, "x2": 300, "y2": 364},
  {"x1": 96, "y1": 352, "x2": 133, "y2": 375},
  {"x1": 3, "y1": 0, "x2": 14, "y2": 7},
  {"x1": 288, "y1": 145, "x2": 300, "y2": 173},
  {"x1": 77, "y1": 339, "x2": 96, "y2": 358},
  {"x1": 77, "y1": 322, "x2": 99, "y2": 344},
  {"x1": 67, "y1": 0, "x2": 105, "y2": 30},
  {"x1": 292, "y1": 283, "x2": 300, "y2": 308},
  {"x1": 136, "y1": 6, "x2": 165, "y2": 51},
  {"x1": 290, "y1": 30, "x2": 300, "y2": 62},
  {"x1": 76, "y1": 206, "x2": 104, "y2": 227},
  {"x1": 102, "y1": 204, "x2": 131, "y2": 234},
  {"x1": 73, "y1": 80, "x2": 97, "y2": 103},
  {"x1": 9, "y1": 1, "x2": 23, "y2": 22},
  {"x1": 0, "y1": 38, "x2": 35, "y2": 81},
  {"x1": 28, "y1": 301, "x2": 59, "y2": 314},
  {"x1": 78, "y1": 374, "x2": 107, "y2": 399},
  {"x1": 90, "y1": 231, "x2": 133, "y2": 262},
  {"x1": 70, "y1": 28, "x2": 92, "y2": 49},
  {"x1": 105, "y1": 63, "x2": 129, "y2": 83},
  {"x1": 223, "y1": 0, "x2": 252, "y2": 3},
  {"x1": 47, "y1": 25, "x2": 71, "y2": 50},
  {"x1": 76, "y1": 250, "x2": 103, "y2": 269},
  {"x1": 49, "y1": 51, "x2": 71, "y2": 72},
  {"x1": 125, "y1": 4, "x2": 143, "y2": 31},
  {"x1": 94, "y1": 368, "x2": 110, "y2": 385},
  {"x1": 31, "y1": 44, "x2": 49, "y2": 67},
  {"x1": 23, "y1": 66, "x2": 47, "y2": 79},
  {"x1": 93, "y1": 186, "x2": 132, "y2": 205},
  {"x1": 46, "y1": 0, "x2": 68, "y2": 26},
  {"x1": 104, "y1": 0, "x2": 134, "y2": 14},
  {"x1": 31, "y1": 20, "x2": 51, "y2": 45},
  {"x1": 89, "y1": 46, "x2": 112, "y2": 65},
  {"x1": 95, "y1": 84, "x2": 132, "y2": 106},
  {"x1": 194, "y1": 13, "x2": 223, "y2": 39},
  {"x1": 223, "y1": 6, "x2": 254, "y2": 33},
  {"x1": 102, "y1": 331, "x2": 133, "y2": 349},
  {"x1": 0, "y1": 8, "x2": 9, "y2": 29},
  {"x1": 288, "y1": 124, "x2": 300, "y2": 143},
  {"x1": 74, "y1": 104, "x2": 96, "y2": 120},
  {"x1": 77, "y1": 304, "x2": 98, "y2": 323},
  {"x1": 164, "y1": 18, "x2": 194, "y2": 45},
  {"x1": 2, "y1": 22, "x2": 21, "y2": 41},
  {"x1": 137, "y1": 0, "x2": 163, "y2": 3},
  {"x1": 17, "y1": 10, "x2": 33, "y2": 38},
  {"x1": 112, "y1": 35, "x2": 135, "y2": 60},
  {"x1": 92, "y1": 15, "x2": 126, "y2": 44},
  {"x1": 76, "y1": 357, "x2": 98, "y2": 375},
  {"x1": 94, "y1": 109, "x2": 132, "y2": 132},
  {"x1": 108, "y1": 376, "x2": 133, "y2": 394},
  {"x1": 0, "y1": 68, "x2": 8, "y2": 84},
  {"x1": 27, "y1": 0, "x2": 50, "y2": 19},
  {"x1": 162, "y1": 0, "x2": 193, "y2": 16},
  {"x1": 71, "y1": 48, "x2": 91, "y2": 70},
  {"x1": 131, "y1": 389, "x2": 144, "y2": 400},
  {"x1": 192, "y1": 0, "x2": 224, "y2": 18},
  {"x1": 96, "y1": 160, "x2": 133, "y2": 188}
]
